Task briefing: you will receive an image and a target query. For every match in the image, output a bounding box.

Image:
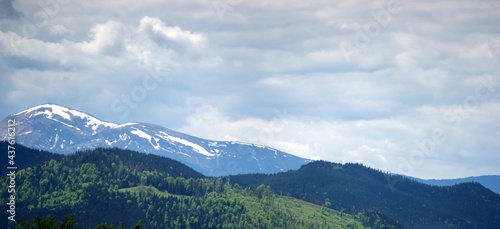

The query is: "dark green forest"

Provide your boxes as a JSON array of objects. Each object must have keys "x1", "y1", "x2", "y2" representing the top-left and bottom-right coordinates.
[
  {"x1": 14, "y1": 214, "x2": 144, "y2": 229},
  {"x1": 0, "y1": 141, "x2": 63, "y2": 175},
  {"x1": 229, "y1": 161, "x2": 500, "y2": 229},
  {"x1": 0, "y1": 144, "x2": 404, "y2": 229},
  {"x1": 2, "y1": 142, "x2": 499, "y2": 228}
]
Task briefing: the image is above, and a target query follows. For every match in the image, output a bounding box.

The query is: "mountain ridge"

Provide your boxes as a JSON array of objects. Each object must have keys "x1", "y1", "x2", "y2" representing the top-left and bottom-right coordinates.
[
  {"x1": 229, "y1": 160, "x2": 500, "y2": 229},
  {"x1": 0, "y1": 146, "x2": 400, "y2": 229},
  {"x1": 0, "y1": 103, "x2": 310, "y2": 176},
  {"x1": 408, "y1": 175, "x2": 500, "y2": 194}
]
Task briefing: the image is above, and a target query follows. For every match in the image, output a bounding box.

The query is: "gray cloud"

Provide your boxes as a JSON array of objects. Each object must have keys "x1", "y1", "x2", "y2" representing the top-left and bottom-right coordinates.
[
  {"x1": 0, "y1": 0, "x2": 20, "y2": 20},
  {"x1": 1, "y1": 0, "x2": 499, "y2": 179}
]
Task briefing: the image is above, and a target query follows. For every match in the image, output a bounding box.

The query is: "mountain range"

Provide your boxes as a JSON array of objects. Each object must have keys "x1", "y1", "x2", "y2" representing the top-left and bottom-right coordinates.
[
  {"x1": 1, "y1": 144, "x2": 499, "y2": 228},
  {"x1": 0, "y1": 104, "x2": 309, "y2": 176},
  {"x1": 410, "y1": 175, "x2": 500, "y2": 194},
  {"x1": 0, "y1": 146, "x2": 404, "y2": 229},
  {"x1": 1, "y1": 103, "x2": 500, "y2": 228},
  {"x1": 229, "y1": 161, "x2": 500, "y2": 229},
  {"x1": 1, "y1": 104, "x2": 499, "y2": 193}
]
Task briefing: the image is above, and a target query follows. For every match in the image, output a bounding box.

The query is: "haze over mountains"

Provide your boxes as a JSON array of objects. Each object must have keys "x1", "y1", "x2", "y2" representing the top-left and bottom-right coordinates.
[
  {"x1": 0, "y1": 104, "x2": 309, "y2": 176},
  {"x1": 411, "y1": 175, "x2": 500, "y2": 194}
]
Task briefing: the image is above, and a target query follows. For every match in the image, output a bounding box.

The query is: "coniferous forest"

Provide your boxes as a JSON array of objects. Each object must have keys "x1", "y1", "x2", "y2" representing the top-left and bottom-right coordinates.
[
  {"x1": 229, "y1": 162, "x2": 500, "y2": 228},
  {"x1": 1, "y1": 142, "x2": 499, "y2": 228},
  {"x1": 0, "y1": 143, "x2": 403, "y2": 229}
]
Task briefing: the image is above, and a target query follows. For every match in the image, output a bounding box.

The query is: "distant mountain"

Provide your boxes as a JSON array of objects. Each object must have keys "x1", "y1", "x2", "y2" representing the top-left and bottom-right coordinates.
[
  {"x1": 0, "y1": 104, "x2": 310, "y2": 176},
  {"x1": 229, "y1": 161, "x2": 500, "y2": 229},
  {"x1": 410, "y1": 175, "x2": 500, "y2": 194}
]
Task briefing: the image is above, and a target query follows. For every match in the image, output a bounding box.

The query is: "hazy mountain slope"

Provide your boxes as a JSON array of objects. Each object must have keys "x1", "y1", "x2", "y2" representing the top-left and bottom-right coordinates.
[{"x1": 410, "y1": 175, "x2": 500, "y2": 194}]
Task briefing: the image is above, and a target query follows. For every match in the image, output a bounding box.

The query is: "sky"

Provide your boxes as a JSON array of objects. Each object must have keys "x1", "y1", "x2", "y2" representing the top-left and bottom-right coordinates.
[{"x1": 0, "y1": 0, "x2": 499, "y2": 179}]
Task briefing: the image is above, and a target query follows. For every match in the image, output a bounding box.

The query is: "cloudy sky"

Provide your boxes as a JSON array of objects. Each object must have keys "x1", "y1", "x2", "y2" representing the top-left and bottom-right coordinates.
[{"x1": 1, "y1": 0, "x2": 499, "y2": 179}]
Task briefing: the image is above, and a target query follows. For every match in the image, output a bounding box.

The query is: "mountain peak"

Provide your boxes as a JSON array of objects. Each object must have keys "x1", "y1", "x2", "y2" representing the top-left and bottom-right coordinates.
[
  {"x1": 14, "y1": 103, "x2": 118, "y2": 131},
  {"x1": 2, "y1": 104, "x2": 310, "y2": 176},
  {"x1": 15, "y1": 103, "x2": 71, "y2": 116}
]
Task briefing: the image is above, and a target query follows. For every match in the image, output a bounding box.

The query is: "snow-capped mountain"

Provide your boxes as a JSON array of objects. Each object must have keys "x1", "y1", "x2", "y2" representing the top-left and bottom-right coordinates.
[{"x1": 0, "y1": 104, "x2": 310, "y2": 176}]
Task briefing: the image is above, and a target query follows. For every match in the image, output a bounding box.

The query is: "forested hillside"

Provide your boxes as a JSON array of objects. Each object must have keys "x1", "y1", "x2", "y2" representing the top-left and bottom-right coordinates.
[
  {"x1": 229, "y1": 161, "x2": 500, "y2": 229},
  {"x1": 0, "y1": 146, "x2": 402, "y2": 228},
  {"x1": 0, "y1": 141, "x2": 63, "y2": 175}
]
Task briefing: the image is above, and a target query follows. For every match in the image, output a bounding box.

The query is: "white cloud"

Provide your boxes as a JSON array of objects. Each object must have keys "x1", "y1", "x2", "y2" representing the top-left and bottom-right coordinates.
[
  {"x1": 77, "y1": 20, "x2": 129, "y2": 55},
  {"x1": 180, "y1": 100, "x2": 500, "y2": 179},
  {"x1": 138, "y1": 16, "x2": 206, "y2": 51},
  {"x1": 49, "y1": 24, "x2": 74, "y2": 36},
  {"x1": 0, "y1": 30, "x2": 66, "y2": 61}
]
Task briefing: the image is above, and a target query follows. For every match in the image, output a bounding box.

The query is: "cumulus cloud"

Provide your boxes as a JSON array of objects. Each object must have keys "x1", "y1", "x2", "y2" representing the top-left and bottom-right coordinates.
[
  {"x1": 49, "y1": 24, "x2": 74, "y2": 36},
  {"x1": 180, "y1": 100, "x2": 500, "y2": 179},
  {"x1": 0, "y1": 14, "x2": 216, "y2": 67},
  {"x1": 77, "y1": 20, "x2": 129, "y2": 55},
  {"x1": 138, "y1": 16, "x2": 206, "y2": 52},
  {"x1": 0, "y1": 14, "x2": 220, "y2": 122}
]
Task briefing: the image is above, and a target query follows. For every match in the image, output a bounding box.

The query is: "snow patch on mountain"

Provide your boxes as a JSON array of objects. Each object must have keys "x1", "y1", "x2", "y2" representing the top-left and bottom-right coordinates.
[
  {"x1": 119, "y1": 134, "x2": 129, "y2": 141},
  {"x1": 46, "y1": 117, "x2": 80, "y2": 130},
  {"x1": 17, "y1": 104, "x2": 117, "y2": 133},
  {"x1": 231, "y1": 141, "x2": 267, "y2": 149},
  {"x1": 51, "y1": 134, "x2": 59, "y2": 150},
  {"x1": 158, "y1": 131, "x2": 214, "y2": 157},
  {"x1": 105, "y1": 138, "x2": 120, "y2": 146},
  {"x1": 3, "y1": 103, "x2": 311, "y2": 176},
  {"x1": 21, "y1": 104, "x2": 72, "y2": 120},
  {"x1": 113, "y1": 123, "x2": 139, "y2": 128},
  {"x1": 131, "y1": 128, "x2": 152, "y2": 141},
  {"x1": 151, "y1": 136, "x2": 161, "y2": 150},
  {"x1": 208, "y1": 141, "x2": 227, "y2": 148},
  {"x1": 86, "y1": 118, "x2": 117, "y2": 131}
]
